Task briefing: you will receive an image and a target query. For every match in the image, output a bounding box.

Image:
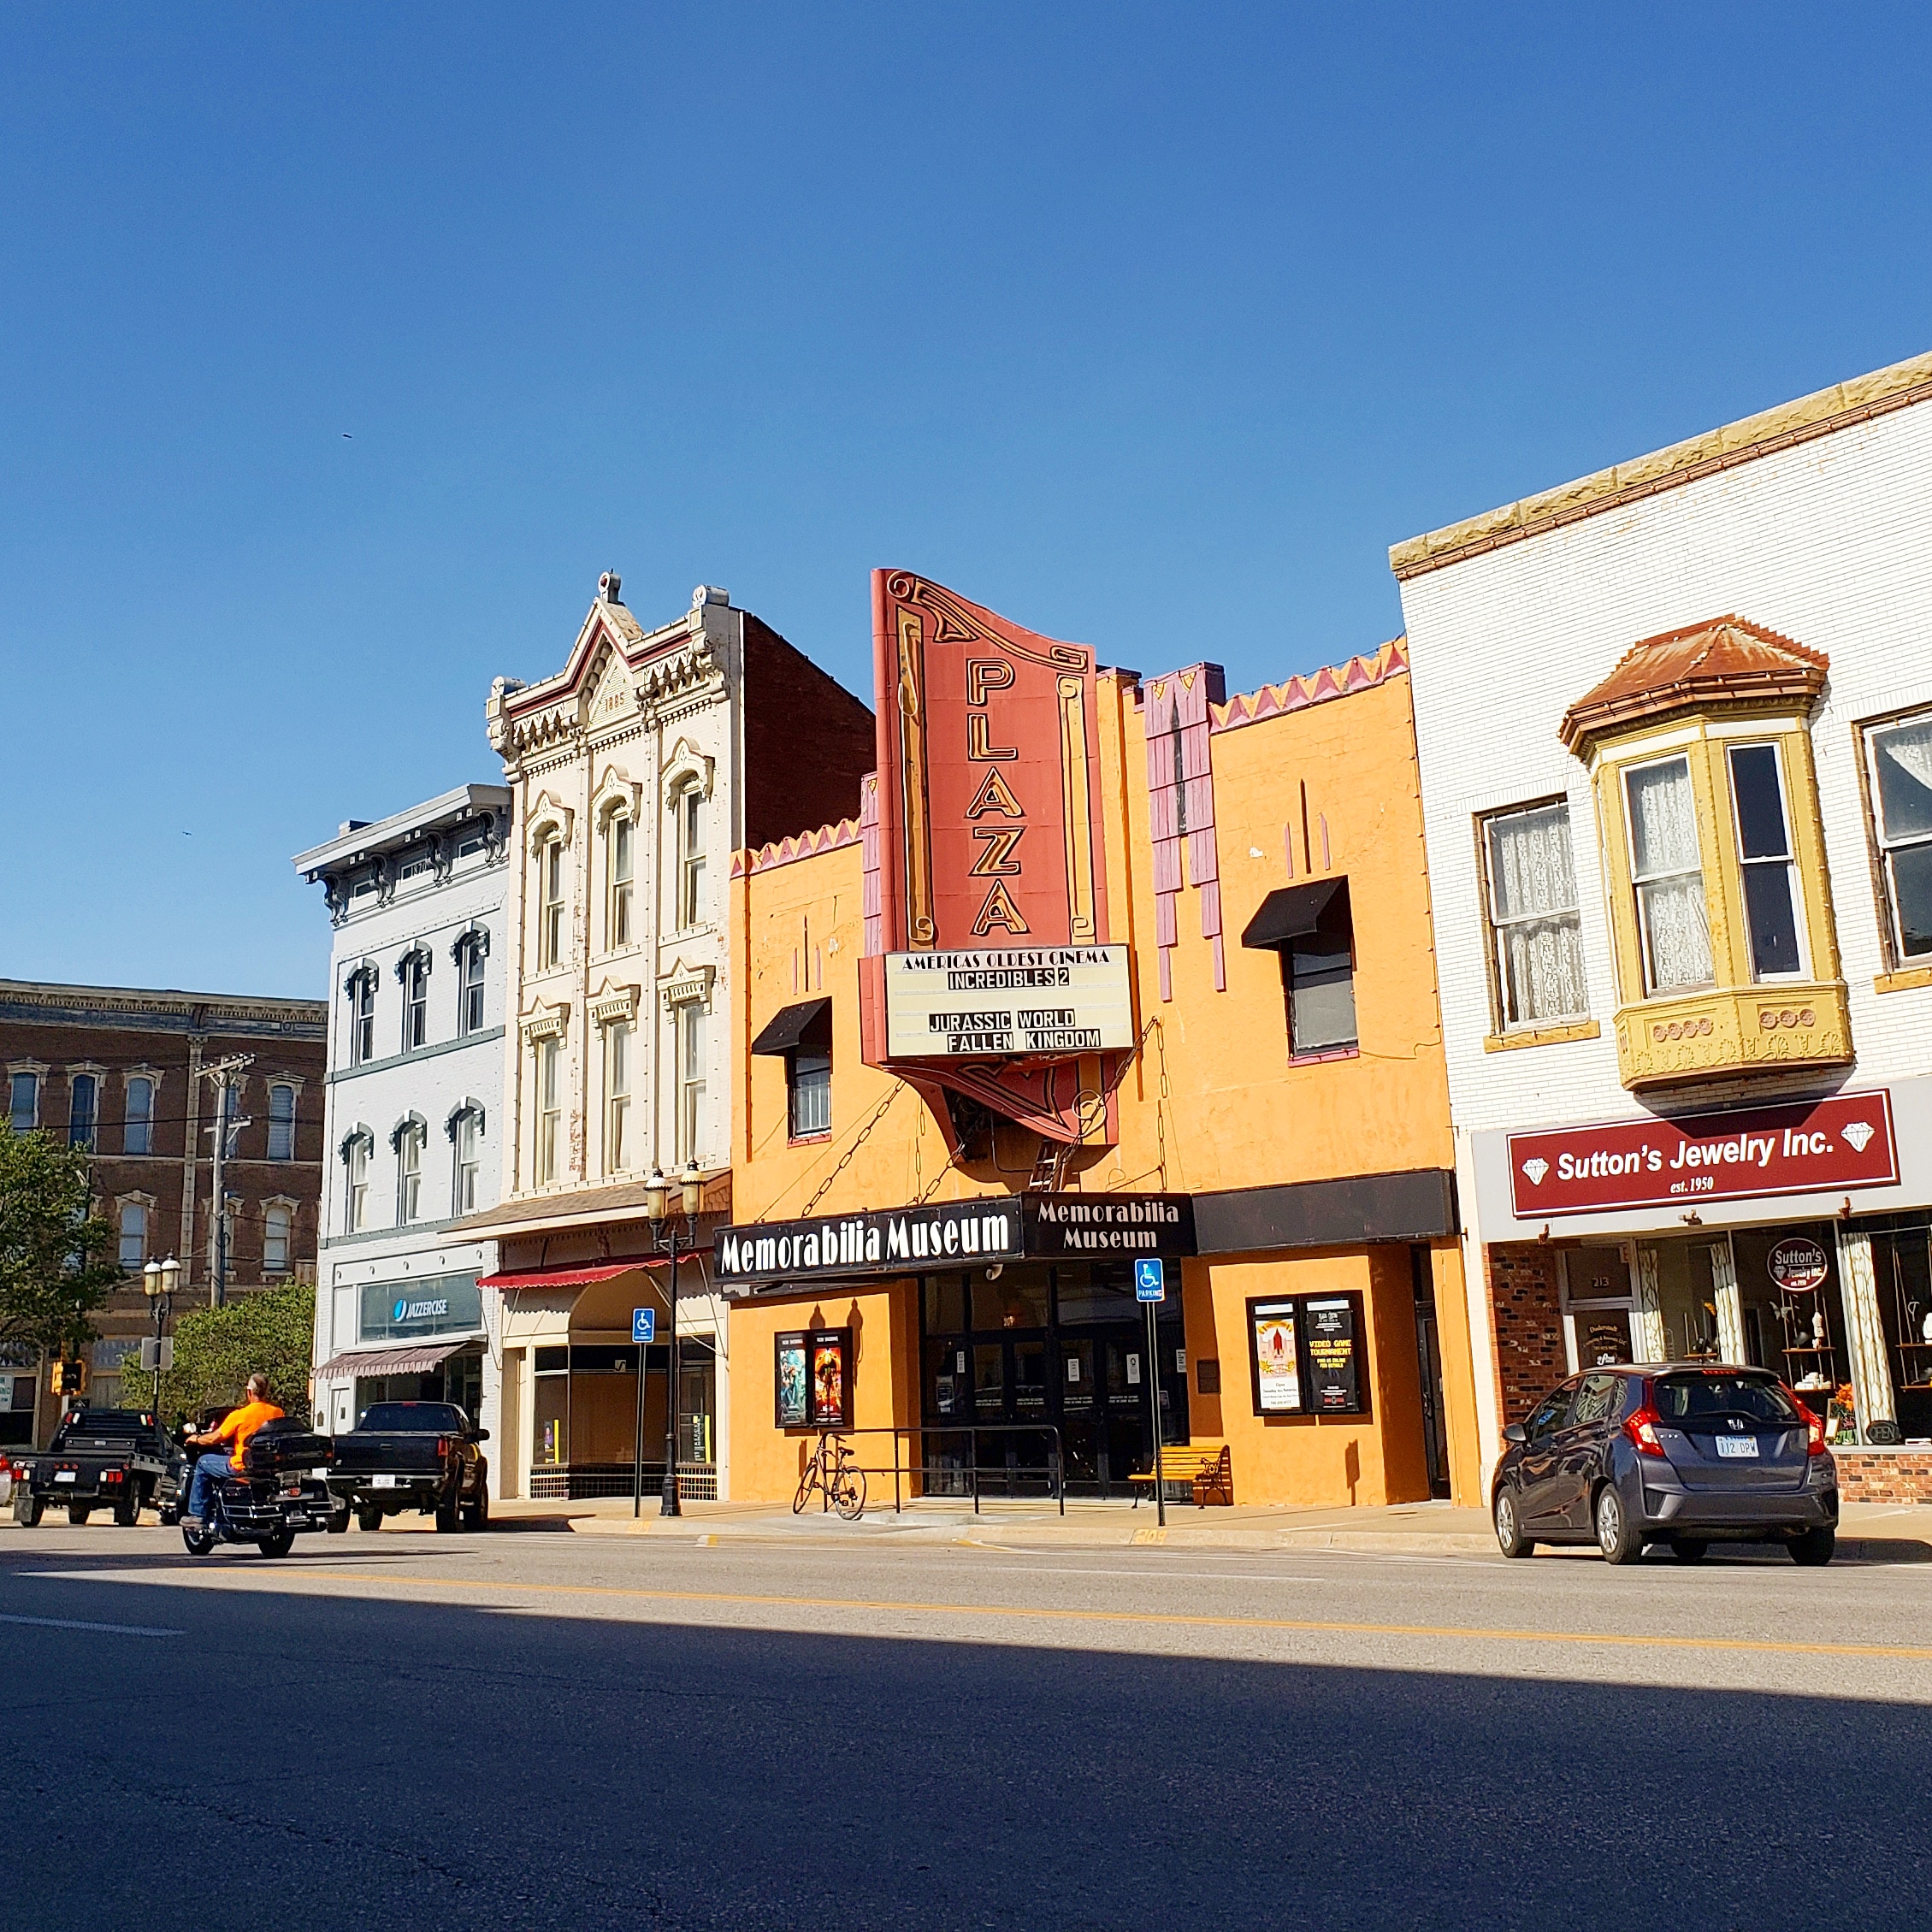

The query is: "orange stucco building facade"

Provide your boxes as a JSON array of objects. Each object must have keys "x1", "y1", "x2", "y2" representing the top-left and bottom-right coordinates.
[{"x1": 721, "y1": 576, "x2": 1480, "y2": 1511}]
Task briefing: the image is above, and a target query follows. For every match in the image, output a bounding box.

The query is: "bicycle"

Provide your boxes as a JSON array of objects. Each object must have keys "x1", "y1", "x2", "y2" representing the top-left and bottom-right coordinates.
[{"x1": 792, "y1": 1432, "x2": 866, "y2": 1520}]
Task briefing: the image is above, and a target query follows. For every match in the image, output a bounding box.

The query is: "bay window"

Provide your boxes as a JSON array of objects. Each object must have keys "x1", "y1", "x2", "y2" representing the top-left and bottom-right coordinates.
[
  {"x1": 1728, "y1": 743, "x2": 1805, "y2": 979},
  {"x1": 1623, "y1": 756, "x2": 1713, "y2": 994}
]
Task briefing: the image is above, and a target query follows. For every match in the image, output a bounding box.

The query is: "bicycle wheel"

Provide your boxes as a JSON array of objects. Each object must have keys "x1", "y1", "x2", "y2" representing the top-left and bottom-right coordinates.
[
  {"x1": 834, "y1": 1465, "x2": 866, "y2": 1521},
  {"x1": 792, "y1": 1458, "x2": 818, "y2": 1515}
]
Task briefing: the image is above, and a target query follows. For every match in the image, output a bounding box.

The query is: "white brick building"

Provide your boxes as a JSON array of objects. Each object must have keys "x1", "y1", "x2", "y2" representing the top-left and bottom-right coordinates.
[
  {"x1": 294, "y1": 786, "x2": 512, "y2": 1497},
  {"x1": 1395, "y1": 349, "x2": 1932, "y2": 1498}
]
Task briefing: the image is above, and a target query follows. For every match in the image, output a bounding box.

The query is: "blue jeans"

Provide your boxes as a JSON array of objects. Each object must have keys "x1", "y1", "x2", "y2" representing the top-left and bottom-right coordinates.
[{"x1": 186, "y1": 1452, "x2": 235, "y2": 1523}]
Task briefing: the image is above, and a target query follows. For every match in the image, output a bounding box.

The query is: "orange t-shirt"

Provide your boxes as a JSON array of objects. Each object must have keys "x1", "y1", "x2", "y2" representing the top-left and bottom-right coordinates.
[{"x1": 214, "y1": 1399, "x2": 285, "y2": 1471}]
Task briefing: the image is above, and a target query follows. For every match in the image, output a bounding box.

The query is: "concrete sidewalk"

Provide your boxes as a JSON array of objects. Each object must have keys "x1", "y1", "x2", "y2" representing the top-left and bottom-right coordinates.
[{"x1": 485, "y1": 1492, "x2": 1932, "y2": 1561}]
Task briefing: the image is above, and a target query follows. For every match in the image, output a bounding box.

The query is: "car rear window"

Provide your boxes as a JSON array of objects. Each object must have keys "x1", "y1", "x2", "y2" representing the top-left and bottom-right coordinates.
[
  {"x1": 357, "y1": 1403, "x2": 467, "y2": 1433},
  {"x1": 1654, "y1": 1374, "x2": 1801, "y2": 1425}
]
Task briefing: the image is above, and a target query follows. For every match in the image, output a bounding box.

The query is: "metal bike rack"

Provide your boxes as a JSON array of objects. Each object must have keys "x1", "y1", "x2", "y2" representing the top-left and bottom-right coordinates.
[{"x1": 802, "y1": 1422, "x2": 1066, "y2": 1516}]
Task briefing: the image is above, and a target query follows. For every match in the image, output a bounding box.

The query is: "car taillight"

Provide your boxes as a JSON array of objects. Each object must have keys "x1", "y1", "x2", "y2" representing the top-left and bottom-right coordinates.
[
  {"x1": 1783, "y1": 1387, "x2": 1829, "y2": 1456},
  {"x1": 101, "y1": 1469, "x2": 122, "y2": 1484},
  {"x1": 1623, "y1": 1406, "x2": 1667, "y2": 1457},
  {"x1": 436, "y1": 1438, "x2": 452, "y2": 1457}
]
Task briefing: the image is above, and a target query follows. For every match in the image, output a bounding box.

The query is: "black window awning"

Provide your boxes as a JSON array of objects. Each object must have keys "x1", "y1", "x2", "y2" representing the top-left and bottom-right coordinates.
[
  {"x1": 750, "y1": 997, "x2": 832, "y2": 1056},
  {"x1": 1240, "y1": 877, "x2": 1351, "y2": 951}
]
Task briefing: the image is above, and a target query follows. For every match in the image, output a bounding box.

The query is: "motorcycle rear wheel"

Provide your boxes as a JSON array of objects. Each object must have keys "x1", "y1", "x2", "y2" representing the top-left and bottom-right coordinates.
[
  {"x1": 181, "y1": 1524, "x2": 216, "y2": 1557},
  {"x1": 258, "y1": 1529, "x2": 295, "y2": 1559}
]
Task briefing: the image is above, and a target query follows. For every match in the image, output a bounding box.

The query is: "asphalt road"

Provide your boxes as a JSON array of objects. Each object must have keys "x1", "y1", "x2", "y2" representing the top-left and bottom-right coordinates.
[{"x1": 6, "y1": 1520, "x2": 1930, "y2": 1931}]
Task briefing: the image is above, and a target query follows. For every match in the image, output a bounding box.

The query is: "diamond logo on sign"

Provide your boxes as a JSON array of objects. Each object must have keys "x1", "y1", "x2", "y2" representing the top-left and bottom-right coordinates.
[
  {"x1": 1843, "y1": 1120, "x2": 1875, "y2": 1152},
  {"x1": 1521, "y1": 1158, "x2": 1549, "y2": 1186},
  {"x1": 1134, "y1": 1258, "x2": 1166, "y2": 1303}
]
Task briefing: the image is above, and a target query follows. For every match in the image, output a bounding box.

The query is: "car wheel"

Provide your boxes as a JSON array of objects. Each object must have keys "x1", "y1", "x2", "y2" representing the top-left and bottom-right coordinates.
[
  {"x1": 1788, "y1": 1527, "x2": 1835, "y2": 1567},
  {"x1": 14, "y1": 1492, "x2": 42, "y2": 1527},
  {"x1": 1595, "y1": 1485, "x2": 1642, "y2": 1565},
  {"x1": 67, "y1": 1504, "x2": 92, "y2": 1527},
  {"x1": 434, "y1": 1493, "x2": 460, "y2": 1533},
  {"x1": 1493, "y1": 1487, "x2": 1535, "y2": 1558},
  {"x1": 325, "y1": 1507, "x2": 349, "y2": 1535},
  {"x1": 113, "y1": 1492, "x2": 140, "y2": 1527},
  {"x1": 356, "y1": 1504, "x2": 384, "y2": 1533},
  {"x1": 258, "y1": 1529, "x2": 295, "y2": 1559},
  {"x1": 1670, "y1": 1539, "x2": 1709, "y2": 1563},
  {"x1": 460, "y1": 1487, "x2": 489, "y2": 1533}
]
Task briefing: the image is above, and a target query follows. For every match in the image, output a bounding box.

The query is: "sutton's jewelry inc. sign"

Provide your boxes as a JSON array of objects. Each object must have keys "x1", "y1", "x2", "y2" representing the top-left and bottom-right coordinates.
[{"x1": 714, "y1": 1193, "x2": 1194, "y2": 1291}]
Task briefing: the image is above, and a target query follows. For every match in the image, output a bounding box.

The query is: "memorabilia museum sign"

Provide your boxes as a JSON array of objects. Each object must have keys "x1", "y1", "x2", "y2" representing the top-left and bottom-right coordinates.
[
  {"x1": 717, "y1": 1192, "x2": 1195, "y2": 1289},
  {"x1": 883, "y1": 945, "x2": 1134, "y2": 1058},
  {"x1": 1507, "y1": 1090, "x2": 1899, "y2": 1219}
]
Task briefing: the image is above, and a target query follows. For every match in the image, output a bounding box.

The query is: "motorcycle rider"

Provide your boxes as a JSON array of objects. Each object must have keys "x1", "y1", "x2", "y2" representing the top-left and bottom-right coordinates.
[{"x1": 180, "y1": 1374, "x2": 284, "y2": 1533}]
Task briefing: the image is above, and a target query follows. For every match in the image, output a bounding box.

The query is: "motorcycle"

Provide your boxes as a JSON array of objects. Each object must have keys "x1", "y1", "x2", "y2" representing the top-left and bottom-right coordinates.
[{"x1": 174, "y1": 1417, "x2": 341, "y2": 1559}]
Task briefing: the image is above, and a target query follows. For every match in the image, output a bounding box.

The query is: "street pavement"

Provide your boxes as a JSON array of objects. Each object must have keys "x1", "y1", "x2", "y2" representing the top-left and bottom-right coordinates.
[{"x1": 6, "y1": 1515, "x2": 1932, "y2": 1930}]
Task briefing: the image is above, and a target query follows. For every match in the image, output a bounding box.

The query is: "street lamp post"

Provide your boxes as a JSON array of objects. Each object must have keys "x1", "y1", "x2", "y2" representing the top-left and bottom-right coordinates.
[
  {"x1": 644, "y1": 1161, "x2": 705, "y2": 1518},
  {"x1": 142, "y1": 1256, "x2": 179, "y2": 1422}
]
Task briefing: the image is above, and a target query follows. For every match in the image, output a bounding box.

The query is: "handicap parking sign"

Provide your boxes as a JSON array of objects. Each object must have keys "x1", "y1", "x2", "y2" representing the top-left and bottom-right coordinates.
[
  {"x1": 632, "y1": 1308, "x2": 656, "y2": 1344},
  {"x1": 1134, "y1": 1259, "x2": 1166, "y2": 1303}
]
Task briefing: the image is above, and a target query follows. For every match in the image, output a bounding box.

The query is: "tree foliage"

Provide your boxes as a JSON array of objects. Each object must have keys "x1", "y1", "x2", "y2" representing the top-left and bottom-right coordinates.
[
  {"x1": 0, "y1": 1126, "x2": 121, "y2": 1361},
  {"x1": 119, "y1": 1281, "x2": 315, "y2": 1426}
]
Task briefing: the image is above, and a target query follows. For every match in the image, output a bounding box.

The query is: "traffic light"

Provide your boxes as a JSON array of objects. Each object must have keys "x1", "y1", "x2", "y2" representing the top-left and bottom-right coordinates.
[{"x1": 50, "y1": 1359, "x2": 89, "y2": 1397}]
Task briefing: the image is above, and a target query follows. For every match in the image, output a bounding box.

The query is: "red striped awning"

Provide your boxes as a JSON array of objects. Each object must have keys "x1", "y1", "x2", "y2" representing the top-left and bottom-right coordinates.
[
  {"x1": 313, "y1": 1341, "x2": 470, "y2": 1381},
  {"x1": 476, "y1": 1260, "x2": 661, "y2": 1291}
]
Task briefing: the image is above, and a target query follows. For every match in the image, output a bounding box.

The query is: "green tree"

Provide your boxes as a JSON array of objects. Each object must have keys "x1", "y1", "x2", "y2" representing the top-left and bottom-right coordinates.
[
  {"x1": 0, "y1": 1126, "x2": 121, "y2": 1368},
  {"x1": 118, "y1": 1280, "x2": 314, "y2": 1426}
]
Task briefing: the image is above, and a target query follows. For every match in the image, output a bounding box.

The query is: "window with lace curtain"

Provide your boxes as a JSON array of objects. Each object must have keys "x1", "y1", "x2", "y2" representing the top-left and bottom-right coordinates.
[
  {"x1": 1867, "y1": 708, "x2": 1932, "y2": 963},
  {"x1": 1481, "y1": 801, "x2": 1589, "y2": 1028},
  {"x1": 1622, "y1": 756, "x2": 1714, "y2": 995}
]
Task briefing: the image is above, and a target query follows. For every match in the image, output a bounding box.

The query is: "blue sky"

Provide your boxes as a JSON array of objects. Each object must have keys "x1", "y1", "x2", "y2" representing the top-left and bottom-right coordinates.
[{"x1": 4, "y1": 4, "x2": 1930, "y2": 997}]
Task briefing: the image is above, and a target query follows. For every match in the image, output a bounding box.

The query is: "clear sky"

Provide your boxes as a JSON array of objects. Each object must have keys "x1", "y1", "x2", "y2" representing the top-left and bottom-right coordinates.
[{"x1": 4, "y1": 4, "x2": 1930, "y2": 998}]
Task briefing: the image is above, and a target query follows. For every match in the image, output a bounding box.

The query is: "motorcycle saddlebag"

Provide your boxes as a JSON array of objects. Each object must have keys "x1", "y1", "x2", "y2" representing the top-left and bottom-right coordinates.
[{"x1": 240, "y1": 1418, "x2": 334, "y2": 1474}]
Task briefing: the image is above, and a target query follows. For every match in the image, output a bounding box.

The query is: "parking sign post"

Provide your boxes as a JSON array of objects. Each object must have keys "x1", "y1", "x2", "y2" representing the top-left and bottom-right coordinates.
[
  {"x1": 630, "y1": 1308, "x2": 656, "y2": 1519},
  {"x1": 1135, "y1": 1259, "x2": 1167, "y2": 1527}
]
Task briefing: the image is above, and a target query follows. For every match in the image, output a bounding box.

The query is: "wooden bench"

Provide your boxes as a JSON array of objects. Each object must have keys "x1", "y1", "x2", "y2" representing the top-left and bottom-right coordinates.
[{"x1": 1128, "y1": 1442, "x2": 1233, "y2": 1508}]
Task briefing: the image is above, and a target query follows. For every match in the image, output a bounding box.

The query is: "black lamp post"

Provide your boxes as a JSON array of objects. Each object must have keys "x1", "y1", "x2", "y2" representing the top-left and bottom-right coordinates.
[
  {"x1": 141, "y1": 1255, "x2": 179, "y2": 1423},
  {"x1": 645, "y1": 1160, "x2": 705, "y2": 1517}
]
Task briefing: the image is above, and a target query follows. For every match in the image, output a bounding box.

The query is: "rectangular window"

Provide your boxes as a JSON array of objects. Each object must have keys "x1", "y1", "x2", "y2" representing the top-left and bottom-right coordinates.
[
  {"x1": 397, "y1": 1124, "x2": 423, "y2": 1223},
  {"x1": 1482, "y1": 801, "x2": 1588, "y2": 1027},
  {"x1": 1288, "y1": 941, "x2": 1357, "y2": 1055},
  {"x1": 678, "y1": 790, "x2": 706, "y2": 929},
  {"x1": 68, "y1": 1074, "x2": 97, "y2": 1149},
  {"x1": 537, "y1": 1041, "x2": 562, "y2": 1184},
  {"x1": 125, "y1": 1076, "x2": 154, "y2": 1155},
  {"x1": 541, "y1": 842, "x2": 565, "y2": 968},
  {"x1": 609, "y1": 818, "x2": 634, "y2": 948},
  {"x1": 459, "y1": 935, "x2": 487, "y2": 1036},
  {"x1": 677, "y1": 1003, "x2": 707, "y2": 1162},
  {"x1": 263, "y1": 1205, "x2": 291, "y2": 1276},
  {"x1": 455, "y1": 1112, "x2": 482, "y2": 1214},
  {"x1": 402, "y1": 954, "x2": 428, "y2": 1051},
  {"x1": 346, "y1": 1137, "x2": 369, "y2": 1232},
  {"x1": 1728, "y1": 744, "x2": 1804, "y2": 979},
  {"x1": 788, "y1": 1050, "x2": 831, "y2": 1139},
  {"x1": 118, "y1": 1202, "x2": 147, "y2": 1271},
  {"x1": 267, "y1": 1084, "x2": 296, "y2": 1161},
  {"x1": 1869, "y1": 711, "x2": 1932, "y2": 962},
  {"x1": 350, "y1": 972, "x2": 375, "y2": 1066},
  {"x1": 606, "y1": 1022, "x2": 632, "y2": 1175},
  {"x1": 7, "y1": 1072, "x2": 35, "y2": 1134},
  {"x1": 1623, "y1": 756, "x2": 1713, "y2": 993}
]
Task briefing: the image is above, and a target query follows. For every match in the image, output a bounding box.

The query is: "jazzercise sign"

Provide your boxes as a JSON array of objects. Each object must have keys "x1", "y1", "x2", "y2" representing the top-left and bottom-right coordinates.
[
  {"x1": 883, "y1": 946, "x2": 1133, "y2": 1058},
  {"x1": 1509, "y1": 1090, "x2": 1899, "y2": 1218}
]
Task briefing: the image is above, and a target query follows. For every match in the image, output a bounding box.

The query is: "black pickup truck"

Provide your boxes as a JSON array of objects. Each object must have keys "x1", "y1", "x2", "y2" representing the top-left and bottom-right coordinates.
[
  {"x1": 327, "y1": 1402, "x2": 490, "y2": 1533},
  {"x1": 11, "y1": 1408, "x2": 172, "y2": 1526}
]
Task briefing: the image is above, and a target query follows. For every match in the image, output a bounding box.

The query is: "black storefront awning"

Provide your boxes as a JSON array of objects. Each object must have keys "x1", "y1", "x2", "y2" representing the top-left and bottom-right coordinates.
[
  {"x1": 750, "y1": 997, "x2": 832, "y2": 1056},
  {"x1": 1240, "y1": 877, "x2": 1350, "y2": 951}
]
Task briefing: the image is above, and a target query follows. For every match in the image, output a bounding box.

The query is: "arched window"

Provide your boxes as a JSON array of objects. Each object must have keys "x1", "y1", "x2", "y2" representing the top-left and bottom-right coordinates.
[
  {"x1": 607, "y1": 814, "x2": 635, "y2": 948},
  {"x1": 267, "y1": 1083, "x2": 297, "y2": 1161},
  {"x1": 455, "y1": 929, "x2": 489, "y2": 1036},
  {"x1": 539, "y1": 837, "x2": 566, "y2": 967},
  {"x1": 342, "y1": 1130, "x2": 373, "y2": 1232},
  {"x1": 124, "y1": 1076, "x2": 155, "y2": 1155},
  {"x1": 263, "y1": 1203, "x2": 292, "y2": 1277},
  {"x1": 676, "y1": 785, "x2": 706, "y2": 929},
  {"x1": 393, "y1": 1116, "x2": 427, "y2": 1223},
  {"x1": 450, "y1": 1104, "x2": 485, "y2": 1214},
  {"x1": 399, "y1": 949, "x2": 431, "y2": 1051},
  {"x1": 68, "y1": 1073, "x2": 97, "y2": 1149},
  {"x1": 118, "y1": 1201, "x2": 147, "y2": 1270},
  {"x1": 346, "y1": 966, "x2": 377, "y2": 1066}
]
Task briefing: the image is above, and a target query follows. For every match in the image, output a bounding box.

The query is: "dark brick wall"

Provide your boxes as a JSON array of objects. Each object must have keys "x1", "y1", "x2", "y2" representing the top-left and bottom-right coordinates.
[
  {"x1": 1486, "y1": 1242, "x2": 1566, "y2": 1424},
  {"x1": 742, "y1": 615, "x2": 877, "y2": 851}
]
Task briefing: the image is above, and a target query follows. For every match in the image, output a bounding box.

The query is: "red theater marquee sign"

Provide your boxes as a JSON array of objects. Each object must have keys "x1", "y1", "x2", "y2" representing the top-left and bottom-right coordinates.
[
  {"x1": 1508, "y1": 1090, "x2": 1900, "y2": 1219},
  {"x1": 864, "y1": 571, "x2": 1128, "y2": 1140}
]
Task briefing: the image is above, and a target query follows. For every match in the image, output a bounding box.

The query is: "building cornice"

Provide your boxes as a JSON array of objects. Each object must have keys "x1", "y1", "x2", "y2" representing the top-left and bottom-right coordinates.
[
  {"x1": 0, "y1": 981, "x2": 325, "y2": 1035},
  {"x1": 1391, "y1": 347, "x2": 1932, "y2": 582}
]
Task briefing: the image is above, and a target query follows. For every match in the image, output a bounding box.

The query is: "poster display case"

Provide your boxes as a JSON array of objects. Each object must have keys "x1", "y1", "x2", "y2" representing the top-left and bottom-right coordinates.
[
  {"x1": 776, "y1": 1327, "x2": 854, "y2": 1430},
  {"x1": 1244, "y1": 1291, "x2": 1369, "y2": 1418}
]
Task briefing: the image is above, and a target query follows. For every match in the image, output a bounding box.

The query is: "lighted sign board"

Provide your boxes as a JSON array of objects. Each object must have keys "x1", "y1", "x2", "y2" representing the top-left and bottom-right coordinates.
[{"x1": 883, "y1": 946, "x2": 1133, "y2": 1059}]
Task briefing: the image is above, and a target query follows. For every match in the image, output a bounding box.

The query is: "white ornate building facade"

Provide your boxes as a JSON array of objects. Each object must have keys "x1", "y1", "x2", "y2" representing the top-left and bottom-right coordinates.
[{"x1": 458, "y1": 576, "x2": 873, "y2": 1502}]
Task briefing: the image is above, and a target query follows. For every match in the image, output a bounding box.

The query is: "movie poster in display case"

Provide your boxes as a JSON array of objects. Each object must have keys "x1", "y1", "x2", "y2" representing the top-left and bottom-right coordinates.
[
  {"x1": 777, "y1": 1327, "x2": 854, "y2": 1430},
  {"x1": 1245, "y1": 1291, "x2": 1369, "y2": 1418},
  {"x1": 775, "y1": 1333, "x2": 810, "y2": 1428},
  {"x1": 1248, "y1": 1300, "x2": 1304, "y2": 1415}
]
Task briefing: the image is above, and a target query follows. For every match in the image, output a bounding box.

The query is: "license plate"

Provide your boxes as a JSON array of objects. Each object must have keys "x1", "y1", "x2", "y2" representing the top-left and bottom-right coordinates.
[
  {"x1": 1716, "y1": 1435, "x2": 1761, "y2": 1459},
  {"x1": 371, "y1": 1474, "x2": 398, "y2": 1489},
  {"x1": 54, "y1": 1470, "x2": 76, "y2": 1484}
]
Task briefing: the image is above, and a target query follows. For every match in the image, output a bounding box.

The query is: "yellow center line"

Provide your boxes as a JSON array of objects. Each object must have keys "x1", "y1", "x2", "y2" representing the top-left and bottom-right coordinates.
[{"x1": 251, "y1": 1571, "x2": 1932, "y2": 1663}]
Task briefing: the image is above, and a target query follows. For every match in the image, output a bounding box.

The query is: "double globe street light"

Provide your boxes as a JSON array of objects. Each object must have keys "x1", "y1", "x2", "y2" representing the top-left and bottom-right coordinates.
[
  {"x1": 643, "y1": 1160, "x2": 705, "y2": 1518},
  {"x1": 140, "y1": 1255, "x2": 180, "y2": 1421}
]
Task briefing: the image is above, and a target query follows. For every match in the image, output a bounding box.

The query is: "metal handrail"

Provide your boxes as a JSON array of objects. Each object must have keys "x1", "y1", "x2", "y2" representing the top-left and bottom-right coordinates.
[{"x1": 802, "y1": 1423, "x2": 1066, "y2": 1516}]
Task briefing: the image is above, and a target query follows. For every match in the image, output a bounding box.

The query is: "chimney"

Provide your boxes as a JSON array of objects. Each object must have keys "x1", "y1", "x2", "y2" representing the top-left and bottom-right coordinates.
[{"x1": 599, "y1": 571, "x2": 622, "y2": 605}]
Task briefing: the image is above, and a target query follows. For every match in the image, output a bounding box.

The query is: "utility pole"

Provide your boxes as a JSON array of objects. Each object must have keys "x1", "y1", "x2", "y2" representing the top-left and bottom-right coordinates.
[{"x1": 197, "y1": 1055, "x2": 253, "y2": 1309}]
